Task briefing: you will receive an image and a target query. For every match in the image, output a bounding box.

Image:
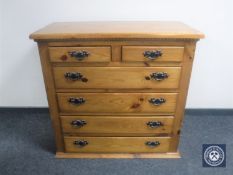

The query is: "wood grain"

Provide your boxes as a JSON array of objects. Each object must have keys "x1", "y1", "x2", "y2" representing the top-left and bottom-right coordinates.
[
  {"x1": 169, "y1": 41, "x2": 197, "y2": 152},
  {"x1": 49, "y1": 47, "x2": 111, "y2": 62},
  {"x1": 29, "y1": 21, "x2": 204, "y2": 40},
  {"x1": 57, "y1": 93, "x2": 178, "y2": 114},
  {"x1": 37, "y1": 43, "x2": 64, "y2": 152},
  {"x1": 48, "y1": 40, "x2": 186, "y2": 47},
  {"x1": 61, "y1": 116, "x2": 174, "y2": 134},
  {"x1": 53, "y1": 67, "x2": 181, "y2": 89},
  {"x1": 122, "y1": 46, "x2": 184, "y2": 62},
  {"x1": 64, "y1": 136, "x2": 171, "y2": 153}
]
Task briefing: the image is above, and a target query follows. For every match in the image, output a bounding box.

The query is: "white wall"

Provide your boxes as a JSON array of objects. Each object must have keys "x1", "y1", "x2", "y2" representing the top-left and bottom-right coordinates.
[{"x1": 0, "y1": 0, "x2": 232, "y2": 108}]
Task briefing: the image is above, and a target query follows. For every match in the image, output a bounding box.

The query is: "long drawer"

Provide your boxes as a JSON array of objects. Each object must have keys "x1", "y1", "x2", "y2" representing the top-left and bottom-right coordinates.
[
  {"x1": 57, "y1": 93, "x2": 178, "y2": 114},
  {"x1": 64, "y1": 136, "x2": 171, "y2": 153},
  {"x1": 122, "y1": 46, "x2": 184, "y2": 62},
  {"x1": 61, "y1": 116, "x2": 174, "y2": 134},
  {"x1": 53, "y1": 67, "x2": 181, "y2": 89}
]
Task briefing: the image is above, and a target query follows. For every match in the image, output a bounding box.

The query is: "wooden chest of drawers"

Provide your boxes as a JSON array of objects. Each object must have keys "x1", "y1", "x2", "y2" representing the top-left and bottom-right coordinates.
[{"x1": 30, "y1": 22, "x2": 204, "y2": 158}]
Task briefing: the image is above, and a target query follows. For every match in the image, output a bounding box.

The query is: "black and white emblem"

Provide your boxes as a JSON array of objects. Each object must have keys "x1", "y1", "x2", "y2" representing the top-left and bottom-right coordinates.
[{"x1": 203, "y1": 144, "x2": 226, "y2": 167}]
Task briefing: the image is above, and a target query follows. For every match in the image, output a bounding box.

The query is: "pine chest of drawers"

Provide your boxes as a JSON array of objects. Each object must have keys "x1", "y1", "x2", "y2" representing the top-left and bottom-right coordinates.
[{"x1": 30, "y1": 22, "x2": 204, "y2": 158}]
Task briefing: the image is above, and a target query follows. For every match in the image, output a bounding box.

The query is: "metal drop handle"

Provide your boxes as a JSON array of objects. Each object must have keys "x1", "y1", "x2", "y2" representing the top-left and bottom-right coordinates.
[
  {"x1": 64, "y1": 72, "x2": 83, "y2": 81},
  {"x1": 146, "y1": 121, "x2": 163, "y2": 128},
  {"x1": 64, "y1": 72, "x2": 88, "y2": 82},
  {"x1": 68, "y1": 50, "x2": 89, "y2": 61},
  {"x1": 148, "y1": 98, "x2": 166, "y2": 106},
  {"x1": 68, "y1": 97, "x2": 85, "y2": 105},
  {"x1": 145, "y1": 141, "x2": 160, "y2": 147},
  {"x1": 73, "y1": 140, "x2": 88, "y2": 147},
  {"x1": 71, "y1": 120, "x2": 87, "y2": 128},
  {"x1": 150, "y1": 72, "x2": 168, "y2": 81},
  {"x1": 143, "y1": 50, "x2": 162, "y2": 60}
]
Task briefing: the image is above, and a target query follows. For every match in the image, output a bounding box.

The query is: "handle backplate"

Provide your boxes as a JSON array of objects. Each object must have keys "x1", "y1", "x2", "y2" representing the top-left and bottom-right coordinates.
[
  {"x1": 64, "y1": 72, "x2": 88, "y2": 82},
  {"x1": 146, "y1": 121, "x2": 163, "y2": 128},
  {"x1": 68, "y1": 97, "x2": 85, "y2": 105},
  {"x1": 145, "y1": 141, "x2": 160, "y2": 147},
  {"x1": 71, "y1": 120, "x2": 87, "y2": 128},
  {"x1": 148, "y1": 98, "x2": 166, "y2": 106},
  {"x1": 150, "y1": 72, "x2": 168, "y2": 81},
  {"x1": 73, "y1": 140, "x2": 88, "y2": 147},
  {"x1": 64, "y1": 72, "x2": 83, "y2": 81},
  {"x1": 68, "y1": 50, "x2": 89, "y2": 61},
  {"x1": 143, "y1": 50, "x2": 162, "y2": 60}
]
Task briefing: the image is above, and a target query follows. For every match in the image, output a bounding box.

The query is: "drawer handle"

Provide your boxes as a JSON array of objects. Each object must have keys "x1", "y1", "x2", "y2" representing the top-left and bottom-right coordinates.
[
  {"x1": 64, "y1": 72, "x2": 88, "y2": 82},
  {"x1": 68, "y1": 50, "x2": 89, "y2": 61},
  {"x1": 64, "y1": 72, "x2": 83, "y2": 81},
  {"x1": 150, "y1": 72, "x2": 168, "y2": 81},
  {"x1": 143, "y1": 50, "x2": 162, "y2": 60},
  {"x1": 146, "y1": 121, "x2": 163, "y2": 128},
  {"x1": 71, "y1": 120, "x2": 87, "y2": 128},
  {"x1": 148, "y1": 98, "x2": 166, "y2": 106},
  {"x1": 145, "y1": 141, "x2": 160, "y2": 147},
  {"x1": 73, "y1": 140, "x2": 88, "y2": 147},
  {"x1": 68, "y1": 97, "x2": 85, "y2": 105}
]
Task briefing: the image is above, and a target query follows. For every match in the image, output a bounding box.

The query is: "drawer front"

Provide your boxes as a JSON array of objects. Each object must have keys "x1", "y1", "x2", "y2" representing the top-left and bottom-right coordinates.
[
  {"x1": 54, "y1": 67, "x2": 181, "y2": 89},
  {"x1": 49, "y1": 47, "x2": 111, "y2": 62},
  {"x1": 57, "y1": 93, "x2": 178, "y2": 114},
  {"x1": 64, "y1": 136, "x2": 170, "y2": 153},
  {"x1": 122, "y1": 46, "x2": 184, "y2": 62},
  {"x1": 61, "y1": 116, "x2": 174, "y2": 134}
]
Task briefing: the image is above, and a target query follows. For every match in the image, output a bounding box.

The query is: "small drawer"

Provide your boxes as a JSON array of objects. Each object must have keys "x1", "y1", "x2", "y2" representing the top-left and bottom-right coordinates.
[
  {"x1": 53, "y1": 67, "x2": 181, "y2": 89},
  {"x1": 64, "y1": 136, "x2": 171, "y2": 153},
  {"x1": 57, "y1": 93, "x2": 178, "y2": 114},
  {"x1": 61, "y1": 116, "x2": 174, "y2": 134},
  {"x1": 122, "y1": 46, "x2": 184, "y2": 62},
  {"x1": 49, "y1": 47, "x2": 111, "y2": 62}
]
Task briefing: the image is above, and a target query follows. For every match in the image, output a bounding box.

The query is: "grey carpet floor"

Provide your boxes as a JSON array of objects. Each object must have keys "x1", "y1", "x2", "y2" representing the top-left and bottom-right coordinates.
[{"x1": 0, "y1": 108, "x2": 232, "y2": 175}]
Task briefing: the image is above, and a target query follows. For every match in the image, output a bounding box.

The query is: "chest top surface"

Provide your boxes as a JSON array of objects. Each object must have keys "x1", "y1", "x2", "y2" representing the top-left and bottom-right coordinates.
[{"x1": 30, "y1": 21, "x2": 204, "y2": 40}]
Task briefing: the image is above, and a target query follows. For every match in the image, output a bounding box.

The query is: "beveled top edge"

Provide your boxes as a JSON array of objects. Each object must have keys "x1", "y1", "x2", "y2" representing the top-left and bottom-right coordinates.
[{"x1": 30, "y1": 21, "x2": 205, "y2": 40}]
